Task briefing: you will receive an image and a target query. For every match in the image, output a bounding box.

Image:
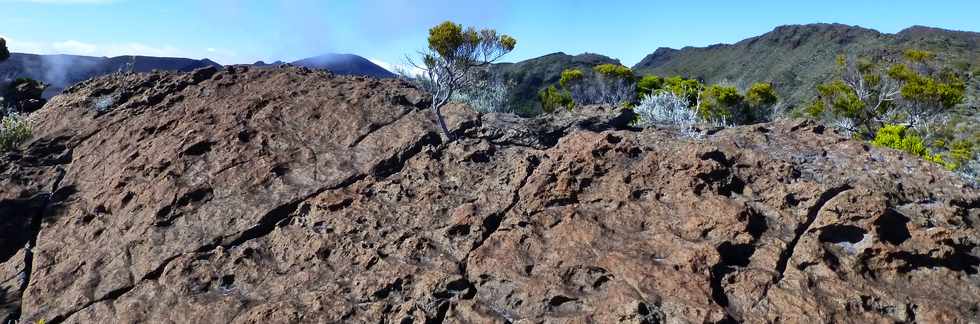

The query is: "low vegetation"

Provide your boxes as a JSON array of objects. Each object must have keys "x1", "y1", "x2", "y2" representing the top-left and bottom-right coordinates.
[
  {"x1": 872, "y1": 124, "x2": 947, "y2": 167},
  {"x1": 451, "y1": 76, "x2": 513, "y2": 114},
  {"x1": 557, "y1": 64, "x2": 636, "y2": 107},
  {"x1": 805, "y1": 49, "x2": 976, "y2": 173},
  {"x1": 633, "y1": 91, "x2": 700, "y2": 138},
  {"x1": 0, "y1": 110, "x2": 31, "y2": 152},
  {"x1": 544, "y1": 63, "x2": 781, "y2": 131},
  {"x1": 537, "y1": 85, "x2": 573, "y2": 113}
]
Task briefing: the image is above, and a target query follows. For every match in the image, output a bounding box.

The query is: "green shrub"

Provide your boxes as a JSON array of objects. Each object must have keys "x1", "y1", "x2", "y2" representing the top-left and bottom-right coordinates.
[
  {"x1": 538, "y1": 85, "x2": 574, "y2": 113},
  {"x1": 698, "y1": 85, "x2": 743, "y2": 122},
  {"x1": 872, "y1": 124, "x2": 949, "y2": 168},
  {"x1": 593, "y1": 64, "x2": 634, "y2": 80},
  {"x1": 903, "y1": 49, "x2": 936, "y2": 62},
  {"x1": 746, "y1": 82, "x2": 778, "y2": 107},
  {"x1": 743, "y1": 82, "x2": 779, "y2": 122},
  {"x1": 559, "y1": 68, "x2": 585, "y2": 88},
  {"x1": 663, "y1": 76, "x2": 703, "y2": 105},
  {"x1": 636, "y1": 75, "x2": 664, "y2": 98},
  {"x1": 560, "y1": 66, "x2": 635, "y2": 107},
  {"x1": 0, "y1": 113, "x2": 31, "y2": 152},
  {"x1": 947, "y1": 139, "x2": 975, "y2": 170}
]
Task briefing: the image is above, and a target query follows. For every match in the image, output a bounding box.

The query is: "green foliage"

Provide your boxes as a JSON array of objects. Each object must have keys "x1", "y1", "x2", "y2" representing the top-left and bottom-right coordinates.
[
  {"x1": 903, "y1": 49, "x2": 936, "y2": 62},
  {"x1": 890, "y1": 64, "x2": 965, "y2": 110},
  {"x1": 746, "y1": 83, "x2": 778, "y2": 107},
  {"x1": 636, "y1": 76, "x2": 777, "y2": 125},
  {"x1": 427, "y1": 21, "x2": 466, "y2": 59},
  {"x1": 804, "y1": 99, "x2": 827, "y2": 117},
  {"x1": 427, "y1": 21, "x2": 516, "y2": 62},
  {"x1": 698, "y1": 85, "x2": 743, "y2": 122},
  {"x1": 872, "y1": 124, "x2": 949, "y2": 168},
  {"x1": 813, "y1": 50, "x2": 969, "y2": 139},
  {"x1": 947, "y1": 139, "x2": 975, "y2": 170},
  {"x1": 816, "y1": 80, "x2": 865, "y2": 119},
  {"x1": 559, "y1": 68, "x2": 585, "y2": 88},
  {"x1": 636, "y1": 75, "x2": 664, "y2": 98},
  {"x1": 592, "y1": 64, "x2": 634, "y2": 80},
  {"x1": 740, "y1": 82, "x2": 780, "y2": 123},
  {"x1": 0, "y1": 38, "x2": 9, "y2": 62},
  {"x1": 0, "y1": 113, "x2": 31, "y2": 152},
  {"x1": 538, "y1": 85, "x2": 573, "y2": 113},
  {"x1": 663, "y1": 76, "x2": 703, "y2": 104}
]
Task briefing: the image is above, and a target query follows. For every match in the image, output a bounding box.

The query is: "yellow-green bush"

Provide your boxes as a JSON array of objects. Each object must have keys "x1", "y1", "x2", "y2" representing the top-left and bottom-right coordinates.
[
  {"x1": 593, "y1": 64, "x2": 634, "y2": 80},
  {"x1": 559, "y1": 68, "x2": 585, "y2": 88},
  {"x1": 872, "y1": 124, "x2": 950, "y2": 169}
]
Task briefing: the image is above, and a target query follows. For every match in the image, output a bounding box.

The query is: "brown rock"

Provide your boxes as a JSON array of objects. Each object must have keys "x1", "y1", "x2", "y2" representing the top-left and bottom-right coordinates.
[{"x1": 0, "y1": 67, "x2": 977, "y2": 323}]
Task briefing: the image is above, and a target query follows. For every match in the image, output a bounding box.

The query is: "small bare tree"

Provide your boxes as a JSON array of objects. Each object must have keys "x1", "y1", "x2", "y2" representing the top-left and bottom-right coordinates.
[
  {"x1": 812, "y1": 55, "x2": 901, "y2": 137},
  {"x1": 409, "y1": 21, "x2": 516, "y2": 140}
]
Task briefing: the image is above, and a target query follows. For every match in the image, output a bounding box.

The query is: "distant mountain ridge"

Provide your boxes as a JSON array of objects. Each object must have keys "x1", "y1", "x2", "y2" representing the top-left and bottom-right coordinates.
[
  {"x1": 291, "y1": 53, "x2": 395, "y2": 78},
  {"x1": 485, "y1": 24, "x2": 979, "y2": 115},
  {"x1": 489, "y1": 52, "x2": 622, "y2": 114},
  {"x1": 631, "y1": 23, "x2": 980, "y2": 109},
  {"x1": 0, "y1": 52, "x2": 395, "y2": 98},
  {"x1": 0, "y1": 53, "x2": 219, "y2": 98}
]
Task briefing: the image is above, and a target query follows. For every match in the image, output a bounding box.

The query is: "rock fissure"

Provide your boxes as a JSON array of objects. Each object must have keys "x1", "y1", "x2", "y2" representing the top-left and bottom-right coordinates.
[
  {"x1": 348, "y1": 107, "x2": 415, "y2": 148},
  {"x1": 8, "y1": 167, "x2": 67, "y2": 324},
  {"x1": 774, "y1": 184, "x2": 853, "y2": 282}
]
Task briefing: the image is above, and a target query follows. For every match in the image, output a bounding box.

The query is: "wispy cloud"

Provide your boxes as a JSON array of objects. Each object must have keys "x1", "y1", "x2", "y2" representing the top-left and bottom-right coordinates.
[
  {"x1": 367, "y1": 57, "x2": 424, "y2": 77},
  {"x1": 2, "y1": 35, "x2": 185, "y2": 58}
]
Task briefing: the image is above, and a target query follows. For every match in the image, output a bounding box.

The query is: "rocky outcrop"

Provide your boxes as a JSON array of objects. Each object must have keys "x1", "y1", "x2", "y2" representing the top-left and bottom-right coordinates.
[{"x1": 1, "y1": 67, "x2": 978, "y2": 323}]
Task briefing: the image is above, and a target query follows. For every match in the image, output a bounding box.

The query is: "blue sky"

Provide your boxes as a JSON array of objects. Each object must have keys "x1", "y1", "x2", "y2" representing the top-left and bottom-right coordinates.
[{"x1": 2, "y1": 0, "x2": 979, "y2": 70}]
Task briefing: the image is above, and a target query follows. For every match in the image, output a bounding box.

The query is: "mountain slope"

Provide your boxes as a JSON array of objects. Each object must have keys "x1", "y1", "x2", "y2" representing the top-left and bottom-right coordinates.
[
  {"x1": 0, "y1": 52, "x2": 396, "y2": 99},
  {"x1": 489, "y1": 52, "x2": 621, "y2": 115},
  {"x1": 0, "y1": 53, "x2": 219, "y2": 98},
  {"x1": 632, "y1": 23, "x2": 980, "y2": 109},
  {"x1": 291, "y1": 53, "x2": 395, "y2": 78}
]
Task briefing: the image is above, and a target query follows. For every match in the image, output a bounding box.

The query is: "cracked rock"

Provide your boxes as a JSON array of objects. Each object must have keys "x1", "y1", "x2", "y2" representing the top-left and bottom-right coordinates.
[{"x1": 0, "y1": 67, "x2": 978, "y2": 323}]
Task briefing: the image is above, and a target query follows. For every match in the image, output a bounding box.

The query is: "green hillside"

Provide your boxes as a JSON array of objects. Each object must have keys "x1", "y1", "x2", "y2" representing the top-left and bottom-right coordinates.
[
  {"x1": 631, "y1": 23, "x2": 980, "y2": 110},
  {"x1": 488, "y1": 52, "x2": 620, "y2": 115}
]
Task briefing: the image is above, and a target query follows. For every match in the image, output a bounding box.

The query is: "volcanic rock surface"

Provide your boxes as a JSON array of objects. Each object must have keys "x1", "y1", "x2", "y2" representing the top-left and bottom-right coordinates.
[{"x1": 1, "y1": 66, "x2": 979, "y2": 323}]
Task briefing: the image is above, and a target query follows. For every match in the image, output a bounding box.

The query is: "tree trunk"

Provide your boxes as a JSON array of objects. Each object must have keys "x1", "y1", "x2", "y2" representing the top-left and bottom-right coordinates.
[{"x1": 431, "y1": 104, "x2": 453, "y2": 141}]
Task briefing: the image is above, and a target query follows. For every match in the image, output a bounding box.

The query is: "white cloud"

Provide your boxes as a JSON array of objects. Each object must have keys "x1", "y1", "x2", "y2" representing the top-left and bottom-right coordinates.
[
  {"x1": 52, "y1": 40, "x2": 98, "y2": 55},
  {"x1": 1, "y1": 34, "x2": 243, "y2": 64},
  {"x1": 368, "y1": 57, "x2": 424, "y2": 77},
  {"x1": 1, "y1": 35, "x2": 187, "y2": 58}
]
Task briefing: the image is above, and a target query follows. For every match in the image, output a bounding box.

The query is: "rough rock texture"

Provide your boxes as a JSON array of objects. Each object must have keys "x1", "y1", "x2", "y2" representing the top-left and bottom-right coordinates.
[{"x1": 1, "y1": 66, "x2": 979, "y2": 323}]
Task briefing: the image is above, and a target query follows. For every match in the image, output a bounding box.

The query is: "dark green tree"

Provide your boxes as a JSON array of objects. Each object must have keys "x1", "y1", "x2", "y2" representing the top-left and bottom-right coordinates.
[{"x1": 0, "y1": 38, "x2": 9, "y2": 62}]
